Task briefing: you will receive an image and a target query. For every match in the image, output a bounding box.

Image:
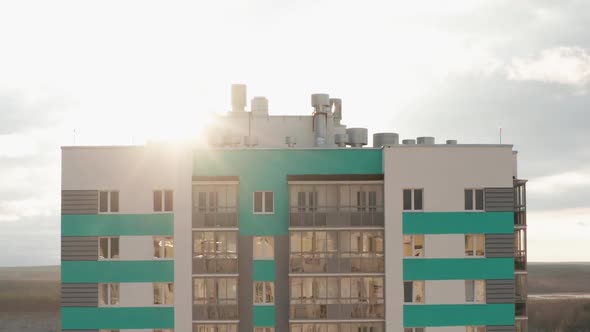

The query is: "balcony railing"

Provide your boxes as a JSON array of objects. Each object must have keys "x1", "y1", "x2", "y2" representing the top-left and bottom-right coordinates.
[
  {"x1": 515, "y1": 250, "x2": 527, "y2": 271},
  {"x1": 290, "y1": 303, "x2": 384, "y2": 320},
  {"x1": 192, "y1": 257, "x2": 238, "y2": 274},
  {"x1": 290, "y1": 256, "x2": 384, "y2": 273},
  {"x1": 290, "y1": 206, "x2": 384, "y2": 227},
  {"x1": 192, "y1": 208, "x2": 238, "y2": 228},
  {"x1": 193, "y1": 304, "x2": 238, "y2": 320}
]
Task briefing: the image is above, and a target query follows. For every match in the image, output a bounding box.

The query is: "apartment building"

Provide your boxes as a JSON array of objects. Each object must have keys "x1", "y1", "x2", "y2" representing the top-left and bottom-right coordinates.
[{"x1": 60, "y1": 85, "x2": 528, "y2": 332}]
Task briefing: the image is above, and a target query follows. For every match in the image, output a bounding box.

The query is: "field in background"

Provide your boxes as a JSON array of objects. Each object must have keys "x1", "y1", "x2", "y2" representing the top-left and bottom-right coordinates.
[{"x1": 0, "y1": 263, "x2": 589, "y2": 331}]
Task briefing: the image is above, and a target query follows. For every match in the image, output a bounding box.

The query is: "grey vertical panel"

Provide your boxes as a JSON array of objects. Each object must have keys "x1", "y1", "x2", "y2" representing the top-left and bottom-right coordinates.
[
  {"x1": 486, "y1": 234, "x2": 514, "y2": 258},
  {"x1": 61, "y1": 237, "x2": 98, "y2": 261},
  {"x1": 487, "y1": 326, "x2": 515, "y2": 332},
  {"x1": 275, "y1": 235, "x2": 289, "y2": 331},
  {"x1": 486, "y1": 279, "x2": 515, "y2": 304},
  {"x1": 61, "y1": 283, "x2": 98, "y2": 307},
  {"x1": 239, "y1": 235, "x2": 253, "y2": 332},
  {"x1": 484, "y1": 188, "x2": 515, "y2": 212},
  {"x1": 62, "y1": 330, "x2": 98, "y2": 332},
  {"x1": 61, "y1": 190, "x2": 98, "y2": 215}
]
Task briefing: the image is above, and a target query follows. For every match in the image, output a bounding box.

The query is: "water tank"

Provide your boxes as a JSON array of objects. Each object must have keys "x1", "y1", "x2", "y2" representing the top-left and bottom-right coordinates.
[
  {"x1": 346, "y1": 128, "x2": 368, "y2": 147},
  {"x1": 334, "y1": 133, "x2": 348, "y2": 147},
  {"x1": 311, "y1": 94, "x2": 330, "y2": 110},
  {"x1": 446, "y1": 139, "x2": 458, "y2": 145},
  {"x1": 251, "y1": 97, "x2": 269, "y2": 115},
  {"x1": 330, "y1": 98, "x2": 342, "y2": 122},
  {"x1": 373, "y1": 133, "x2": 399, "y2": 147},
  {"x1": 402, "y1": 139, "x2": 416, "y2": 145},
  {"x1": 417, "y1": 136, "x2": 435, "y2": 145},
  {"x1": 231, "y1": 84, "x2": 246, "y2": 112},
  {"x1": 285, "y1": 136, "x2": 297, "y2": 148}
]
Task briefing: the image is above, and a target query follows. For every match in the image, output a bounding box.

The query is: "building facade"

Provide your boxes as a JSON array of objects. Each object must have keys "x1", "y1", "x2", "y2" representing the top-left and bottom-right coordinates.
[{"x1": 61, "y1": 86, "x2": 528, "y2": 332}]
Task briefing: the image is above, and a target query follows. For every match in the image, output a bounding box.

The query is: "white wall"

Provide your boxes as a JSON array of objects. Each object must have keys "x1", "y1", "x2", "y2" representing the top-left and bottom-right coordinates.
[
  {"x1": 383, "y1": 145, "x2": 514, "y2": 331},
  {"x1": 119, "y1": 282, "x2": 154, "y2": 307},
  {"x1": 62, "y1": 144, "x2": 193, "y2": 331},
  {"x1": 212, "y1": 113, "x2": 348, "y2": 148}
]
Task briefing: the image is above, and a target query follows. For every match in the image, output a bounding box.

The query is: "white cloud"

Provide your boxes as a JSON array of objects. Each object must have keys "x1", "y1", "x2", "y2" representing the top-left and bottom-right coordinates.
[
  {"x1": 507, "y1": 47, "x2": 590, "y2": 89},
  {"x1": 527, "y1": 167, "x2": 590, "y2": 194},
  {"x1": 528, "y1": 207, "x2": 590, "y2": 262}
]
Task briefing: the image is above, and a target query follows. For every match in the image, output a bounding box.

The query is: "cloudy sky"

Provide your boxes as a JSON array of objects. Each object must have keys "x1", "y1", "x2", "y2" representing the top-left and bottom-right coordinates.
[{"x1": 1, "y1": 0, "x2": 589, "y2": 266}]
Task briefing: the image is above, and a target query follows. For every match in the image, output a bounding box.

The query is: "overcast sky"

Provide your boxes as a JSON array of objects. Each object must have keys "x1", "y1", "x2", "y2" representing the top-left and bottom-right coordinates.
[{"x1": 1, "y1": 0, "x2": 589, "y2": 266}]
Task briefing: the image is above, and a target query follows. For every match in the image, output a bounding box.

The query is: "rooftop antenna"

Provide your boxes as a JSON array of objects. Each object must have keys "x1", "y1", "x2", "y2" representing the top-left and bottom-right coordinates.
[
  {"x1": 73, "y1": 129, "x2": 76, "y2": 145},
  {"x1": 499, "y1": 126, "x2": 502, "y2": 144}
]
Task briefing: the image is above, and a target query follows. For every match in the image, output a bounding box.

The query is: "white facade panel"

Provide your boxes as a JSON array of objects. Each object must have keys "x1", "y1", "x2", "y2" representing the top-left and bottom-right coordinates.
[
  {"x1": 119, "y1": 236, "x2": 154, "y2": 260},
  {"x1": 119, "y1": 282, "x2": 154, "y2": 307},
  {"x1": 425, "y1": 280, "x2": 466, "y2": 304},
  {"x1": 425, "y1": 234, "x2": 465, "y2": 258}
]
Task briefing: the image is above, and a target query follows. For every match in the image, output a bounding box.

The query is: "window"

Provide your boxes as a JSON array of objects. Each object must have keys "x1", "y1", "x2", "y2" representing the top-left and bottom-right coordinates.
[
  {"x1": 254, "y1": 328, "x2": 274, "y2": 332},
  {"x1": 404, "y1": 281, "x2": 425, "y2": 303},
  {"x1": 465, "y1": 189, "x2": 484, "y2": 210},
  {"x1": 405, "y1": 329, "x2": 425, "y2": 332},
  {"x1": 154, "y1": 190, "x2": 173, "y2": 212},
  {"x1": 153, "y1": 330, "x2": 174, "y2": 332},
  {"x1": 193, "y1": 278, "x2": 238, "y2": 305},
  {"x1": 197, "y1": 191, "x2": 219, "y2": 213},
  {"x1": 98, "y1": 283, "x2": 119, "y2": 306},
  {"x1": 254, "y1": 281, "x2": 274, "y2": 304},
  {"x1": 254, "y1": 191, "x2": 274, "y2": 213},
  {"x1": 193, "y1": 231, "x2": 238, "y2": 258},
  {"x1": 466, "y1": 326, "x2": 486, "y2": 332},
  {"x1": 253, "y1": 236, "x2": 274, "y2": 259},
  {"x1": 403, "y1": 235, "x2": 424, "y2": 257},
  {"x1": 154, "y1": 282, "x2": 174, "y2": 305},
  {"x1": 403, "y1": 189, "x2": 423, "y2": 211},
  {"x1": 99, "y1": 330, "x2": 120, "y2": 332},
  {"x1": 99, "y1": 237, "x2": 119, "y2": 259},
  {"x1": 99, "y1": 191, "x2": 119, "y2": 213},
  {"x1": 465, "y1": 234, "x2": 485, "y2": 256},
  {"x1": 154, "y1": 236, "x2": 174, "y2": 259},
  {"x1": 290, "y1": 277, "x2": 384, "y2": 307},
  {"x1": 297, "y1": 191, "x2": 317, "y2": 211},
  {"x1": 193, "y1": 325, "x2": 238, "y2": 332},
  {"x1": 465, "y1": 280, "x2": 486, "y2": 303}
]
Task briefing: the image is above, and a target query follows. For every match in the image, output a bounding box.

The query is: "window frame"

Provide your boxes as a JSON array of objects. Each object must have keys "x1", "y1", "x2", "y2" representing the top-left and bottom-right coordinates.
[
  {"x1": 465, "y1": 188, "x2": 485, "y2": 211},
  {"x1": 98, "y1": 190, "x2": 119, "y2": 213},
  {"x1": 403, "y1": 280, "x2": 425, "y2": 304},
  {"x1": 253, "y1": 236, "x2": 274, "y2": 260},
  {"x1": 465, "y1": 280, "x2": 486, "y2": 303},
  {"x1": 98, "y1": 283, "x2": 120, "y2": 306},
  {"x1": 465, "y1": 234, "x2": 486, "y2": 257},
  {"x1": 98, "y1": 237, "x2": 119, "y2": 260},
  {"x1": 153, "y1": 190, "x2": 174, "y2": 212},
  {"x1": 153, "y1": 236, "x2": 174, "y2": 259},
  {"x1": 153, "y1": 282, "x2": 174, "y2": 305},
  {"x1": 403, "y1": 235, "x2": 424, "y2": 258},
  {"x1": 403, "y1": 188, "x2": 424, "y2": 211},
  {"x1": 253, "y1": 281, "x2": 275, "y2": 305},
  {"x1": 253, "y1": 191, "x2": 274, "y2": 214}
]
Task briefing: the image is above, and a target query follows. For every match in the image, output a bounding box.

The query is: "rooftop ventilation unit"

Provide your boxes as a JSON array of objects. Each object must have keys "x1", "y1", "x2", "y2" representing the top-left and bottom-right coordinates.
[
  {"x1": 373, "y1": 133, "x2": 399, "y2": 147},
  {"x1": 330, "y1": 98, "x2": 342, "y2": 125},
  {"x1": 446, "y1": 139, "x2": 458, "y2": 145},
  {"x1": 402, "y1": 139, "x2": 416, "y2": 145},
  {"x1": 251, "y1": 97, "x2": 269, "y2": 116},
  {"x1": 335, "y1": 133, "x2": 348, "y2": 147},
  {"x1": 417, "y1": 136, "x2": 435, "y2": 145},
  {"x1": 231, "y1": 84, "x2": 247, "y2": 112},
  {"x1": 311, "y1": 93, "x2": 330, "y2": 147},
  {"x1": 346, "y1": 128, "x2": 368, "y2": 147}
]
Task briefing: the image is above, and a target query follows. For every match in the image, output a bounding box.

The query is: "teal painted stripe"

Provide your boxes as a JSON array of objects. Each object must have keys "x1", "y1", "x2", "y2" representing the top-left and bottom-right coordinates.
[
  {"x1": 61, "y1": 307, "x2": 174, "y2": 329},
  {"x1": 403, "y1": 212, "x2": 514, "y2": 234},
  {"x1": 403, "y1": 258, "x2": 514, "y2": 280},
  {"x1": 62, "y1": 260, "x2": 174, "y2": 283},
  {"x1": 404, "y1": 304, "x2": 514, "y2": 327},
  {"x1": 253, "y1": 260, "x2": 275, "y2": 281},
  {"x1": 253, "y1": 305, "x2": 276, "y2": 327},
  {"x1": 62, "y1": 214, "x2": 173, "y2": 236}
]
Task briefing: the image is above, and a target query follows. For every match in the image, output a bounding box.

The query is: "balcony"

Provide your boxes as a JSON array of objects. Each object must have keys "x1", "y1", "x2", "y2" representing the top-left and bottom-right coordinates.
[
  {"x1": 515, "y1": 274, "x2": 527, "y2": 303},
  {"x1": 193, "y1": 304, "x2": 238, "y2": 320},
  {"x1": 192, "y1": 257, "x2": 238, "y2": 274},
  {"x1": 290, "y1": 209, "x2": 384, "y2": 228},
  {"x1": 290, "y1": 256, "x2": 384, "y2": 273},
  {"x1": 515, "y1": 250, "x2": 527, "y2": 271},
  {"x1": 192, "y1": 209, "x2": 238, "y2": 228},
  {"x1": 290, "y1": 303, "x2": 384, "y2": 320}
]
